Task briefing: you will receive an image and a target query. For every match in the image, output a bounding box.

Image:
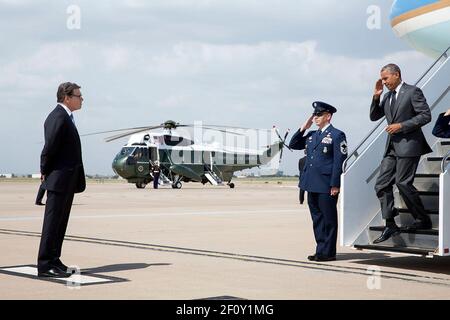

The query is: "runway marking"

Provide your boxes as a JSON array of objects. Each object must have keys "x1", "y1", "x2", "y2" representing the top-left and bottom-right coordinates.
[
  {"x1": 1, "y1": 228, "x2": 450, "y2": 288},
  {"x1": 0, "y1": 209, "x2": 299, "y2": 222},
  {"x1": 0, "y1": 264, "x2": 128, "y2": 286}
]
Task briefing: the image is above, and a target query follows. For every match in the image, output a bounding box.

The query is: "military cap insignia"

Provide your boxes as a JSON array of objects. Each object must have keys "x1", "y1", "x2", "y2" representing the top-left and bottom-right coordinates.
[{"x1": 340, "y1": 141, "x2": 348, "y2": 154}]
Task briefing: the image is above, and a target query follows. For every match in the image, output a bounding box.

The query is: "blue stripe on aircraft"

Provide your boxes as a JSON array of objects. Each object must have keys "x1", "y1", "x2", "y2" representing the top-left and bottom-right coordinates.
[{"x1": 390, "y1": 0, "x2": 440, "y2": 19}]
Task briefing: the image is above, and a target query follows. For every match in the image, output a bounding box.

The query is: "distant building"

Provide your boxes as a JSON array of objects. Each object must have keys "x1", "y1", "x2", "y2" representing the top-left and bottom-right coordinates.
[{"x1": 0, "y1": 173, "x2": 13, "y2": 178}]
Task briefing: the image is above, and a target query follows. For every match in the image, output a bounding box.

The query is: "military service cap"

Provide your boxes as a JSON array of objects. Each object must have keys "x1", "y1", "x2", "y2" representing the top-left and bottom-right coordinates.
[{"x1": 312, "y1": 101, "x2": 337, "y2": 115}]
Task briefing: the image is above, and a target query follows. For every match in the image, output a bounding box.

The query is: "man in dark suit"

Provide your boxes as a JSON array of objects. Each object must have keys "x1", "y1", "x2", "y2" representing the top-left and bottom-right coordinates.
[
  {"x1": 432, "y1": 108, "x2": 450, "y2": 138},
  {"x1": 289, "y1": 102, "x2": 348, "y2": 261},
  {"x1": 370, "y1": 64, "x2": 432, "y2": 244},
  {"x1": 37, "y1": 82, "x2": 86, "y2": 277}
]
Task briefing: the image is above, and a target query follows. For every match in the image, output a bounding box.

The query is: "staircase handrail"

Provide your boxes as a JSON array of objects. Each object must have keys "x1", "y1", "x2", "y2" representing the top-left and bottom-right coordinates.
[{"x1": 441, "y1": 150, "x2": 450, "y2": 173}]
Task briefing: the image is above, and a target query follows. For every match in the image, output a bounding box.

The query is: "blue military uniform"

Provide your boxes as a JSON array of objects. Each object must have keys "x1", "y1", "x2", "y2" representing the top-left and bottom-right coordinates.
[{"x1": 289, "y1": 101, "x2": 348, "y2": 260}]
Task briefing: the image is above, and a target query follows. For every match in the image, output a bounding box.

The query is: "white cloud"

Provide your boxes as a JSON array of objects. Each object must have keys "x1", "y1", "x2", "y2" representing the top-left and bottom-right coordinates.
[{"x1": 0, "y1": 1, "x2": 437, "y2": 175}]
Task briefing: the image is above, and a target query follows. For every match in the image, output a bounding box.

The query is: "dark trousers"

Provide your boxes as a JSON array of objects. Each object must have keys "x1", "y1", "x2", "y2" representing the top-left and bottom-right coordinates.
[
  {"x1": 35, "y1": 184, "x2": 46, "y2": 204},
  {"x1": 37, "y1": 190, "x2": 74, "y2": 272},
  {"x1": 375, "y1": 153, "x2": 428, "y2": 221},
  {"x1": 153, "y1": 172, "x2": 160, "y2": 189},
  {"x1": 307, "y1": 192, "x2": 338, "y2": 257}
]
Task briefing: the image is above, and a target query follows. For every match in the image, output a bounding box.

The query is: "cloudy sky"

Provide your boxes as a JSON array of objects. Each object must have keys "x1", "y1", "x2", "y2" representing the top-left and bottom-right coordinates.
[{"x1": 0, "y1": 0, "x2": 434, "y2": 176}]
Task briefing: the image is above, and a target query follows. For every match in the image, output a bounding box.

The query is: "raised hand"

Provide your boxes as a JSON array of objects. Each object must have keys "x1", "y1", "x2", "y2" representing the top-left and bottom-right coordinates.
[
  {"x1": 374, "y1": 79, "x2": 383, "y2": 97},
  {"x1": 300, "y1": 115, "x2": 314, "y2": 132},
  {"x1": 444, "y1": 108, "x2": 450, "y2": 116}
]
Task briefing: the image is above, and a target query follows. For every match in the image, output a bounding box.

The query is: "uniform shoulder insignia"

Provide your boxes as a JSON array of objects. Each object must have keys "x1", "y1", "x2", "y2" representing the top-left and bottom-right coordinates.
[{"x1": 340, "y1": 140, "x2": 348, "y2": 155}]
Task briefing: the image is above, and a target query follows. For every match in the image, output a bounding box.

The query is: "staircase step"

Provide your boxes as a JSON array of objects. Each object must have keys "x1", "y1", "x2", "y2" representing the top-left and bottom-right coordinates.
[
  {"x1": 367, "y1": 226, "x2": 438, "y2": 249},
  {"x1": 354, "y1": 244, "x2": 434, "y2": 256},
  {"x1": 369, "y1": 226, "x2": 438, "y2": 236},
  {"x1": 395, "y1": 191, "x2": 439, "y2": 211},
  {"x1": 435, "y1": 140, "x2": 450, "y2": 156},
  {"x1": 415, "y1": 173, "x2": 439, "y2": 178},
  {"x1": 397, "y1": 208, "x2": 438, "y2": 215},
  {"x1": 413, "y1": 174, "x2": 439, "y2": 192},
  {"x1": 424, "y1": 156, "x2": 450, "y2": 173},
  {"x1": 427, "y1": 157, "x2": 449, "y2": 162},
  {"x1": 396, "y1": 208, "x2": 439, "y2": 229}
]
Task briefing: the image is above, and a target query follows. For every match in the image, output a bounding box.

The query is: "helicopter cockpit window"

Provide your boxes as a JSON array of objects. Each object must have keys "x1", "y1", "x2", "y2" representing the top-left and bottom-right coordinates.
[
  {"x1": 115, "y1": 147, "x2": 135, "y2": 158},
  {"x1": 164, "y1": 135, "x2": 194, "y2": 146}
]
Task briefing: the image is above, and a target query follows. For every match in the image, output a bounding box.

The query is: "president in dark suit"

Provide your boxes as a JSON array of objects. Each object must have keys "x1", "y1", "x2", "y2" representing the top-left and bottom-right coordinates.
[
  {"x1": 432, "y1": 109, "x2": 450, "y2": 138},
  {"x1": 370, "y1": 64, "x2": 432, "y2": 244},
  {"x1": 37, "y1": 82, "x2": 86, "y2": 277}
]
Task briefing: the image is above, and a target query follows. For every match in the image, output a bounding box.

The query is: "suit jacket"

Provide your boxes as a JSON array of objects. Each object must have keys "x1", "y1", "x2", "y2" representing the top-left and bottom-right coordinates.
[
  {"x1": 289, "y1": 124, "x2": 348, "y2": 194},
  {"x1": 40, "y1": 105, "x2": 86, "y2": 193},
  {"x1": 298, "y1": 156, "x2": 306, "y2": 204},
  {"x1": 432, "y1": 112, "x2": 450, "y2": 138},
  {"x1": 370, "y1": 83, "x2": 432, "y2": 157}
]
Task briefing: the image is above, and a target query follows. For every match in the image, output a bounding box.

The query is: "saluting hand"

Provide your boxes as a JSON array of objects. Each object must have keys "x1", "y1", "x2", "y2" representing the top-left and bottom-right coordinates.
[
  {"x1": 300, "y1": 115, "x2": 314, "y2": 132},
  {"x1": 374, "y1": 79, "x2": 383, "y2": 98},
  {"x1": 386, "y1": 123, "x2": 402, "y2": 134}
]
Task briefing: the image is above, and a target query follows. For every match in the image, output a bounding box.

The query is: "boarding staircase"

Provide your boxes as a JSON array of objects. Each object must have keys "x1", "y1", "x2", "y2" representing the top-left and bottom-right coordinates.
[
  {"x1": 341, "y1": 47, "x2": 450, "y2": 257},
  {"x1": 203, "y1": 165, "x2": 223, "y2": 186},
  {"x1": 158, "y1": 171, "x2": 172, "y2": 185}
]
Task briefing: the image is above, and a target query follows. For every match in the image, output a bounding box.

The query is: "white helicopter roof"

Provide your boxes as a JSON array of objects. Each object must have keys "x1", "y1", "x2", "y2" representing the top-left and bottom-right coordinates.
[{"x1": 124, "y1": 128, "x2": 280, "y2": 154}]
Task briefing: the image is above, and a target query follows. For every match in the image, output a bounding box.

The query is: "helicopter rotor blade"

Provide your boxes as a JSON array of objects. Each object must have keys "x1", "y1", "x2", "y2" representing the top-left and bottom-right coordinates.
[
  {"x1": 104, "y1": 125, "x2": 164, "y2": 142},
  {"x1": 80, "y1": 126, "x2": 154, "y2": 138},
  {"x1": 171, "y1": 124, "x2": 245, "y2": 136}
]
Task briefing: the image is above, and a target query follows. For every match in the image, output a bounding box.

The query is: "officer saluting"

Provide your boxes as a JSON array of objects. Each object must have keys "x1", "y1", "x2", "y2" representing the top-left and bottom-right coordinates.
[{"x1": 289, "y1": 101, "x2": 348, "y2": 262}]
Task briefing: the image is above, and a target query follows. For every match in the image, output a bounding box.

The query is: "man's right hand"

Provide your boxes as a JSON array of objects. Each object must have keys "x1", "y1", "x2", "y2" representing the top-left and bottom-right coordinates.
[
  {"x1": 444, "y1": 108, "x2": 450, "y2": 117},
  {"x1": 374, "y1": 79, "x2": 383, "y2": 98},
  {"x1": 300, "y1": 115, "x2": 314, "y2": 132},
  {"x1": 41, "y1": 175, "x2": 45, "y2": 182}
]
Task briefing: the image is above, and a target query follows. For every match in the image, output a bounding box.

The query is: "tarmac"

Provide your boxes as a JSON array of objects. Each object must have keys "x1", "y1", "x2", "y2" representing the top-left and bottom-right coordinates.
[{"x1": 1, "y1": 179, "x2": 450, "y2": 300}]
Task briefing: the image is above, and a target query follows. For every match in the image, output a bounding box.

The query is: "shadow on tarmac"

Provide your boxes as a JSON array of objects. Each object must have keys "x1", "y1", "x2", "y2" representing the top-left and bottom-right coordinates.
[
  {"x1": 82, "y1": 263, "x2": 171, "y2": 274},
  {"x1": 352, "y1": 256, "x2": 450, "y2": 276}
]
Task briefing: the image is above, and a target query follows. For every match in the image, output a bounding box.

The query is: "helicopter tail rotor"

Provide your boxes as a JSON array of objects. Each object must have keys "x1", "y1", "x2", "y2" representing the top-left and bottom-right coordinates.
[{"x1": 274, "y1": 127, "x2": 291, "y2": 163}]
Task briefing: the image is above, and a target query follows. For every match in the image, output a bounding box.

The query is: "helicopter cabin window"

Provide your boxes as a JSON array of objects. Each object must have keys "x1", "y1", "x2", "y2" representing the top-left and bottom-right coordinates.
[
  {"x1": 142, "y1": 147, "x2": 149, "y2": 160},
  {"x1": 164, "y1": 135, "x2": 194, "y2": 146},
  {"x1": 149, "y1": 147, "x2": 158, "y2": 162}
]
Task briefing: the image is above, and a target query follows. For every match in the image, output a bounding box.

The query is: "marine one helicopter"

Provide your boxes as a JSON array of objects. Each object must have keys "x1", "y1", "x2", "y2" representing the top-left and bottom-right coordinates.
[{"x1": 99, "y1": 120, "x2": 290, "y2": 189}]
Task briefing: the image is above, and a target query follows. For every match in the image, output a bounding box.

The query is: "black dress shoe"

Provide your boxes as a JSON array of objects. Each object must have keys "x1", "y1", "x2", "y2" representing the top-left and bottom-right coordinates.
[
  {"x1": 307, "y1": 254, "x2": 317, "y2": 261},
  {"x1": 315, "y1": 255, "x2": 336, "y2": 262},
  {"x1": 35, "y1": 202, "x2": 45, "y2": 206},
  {"x1": 373, "y1": 225, "x2": 401, "y2": 244},
  {"x1": 38, "y1": 268, "x2": 72, "y2": 278},
  {"x1": 51, "y1": 261, "x2": 69, "y2": 273},
  {"x1": 406, "y1": 219, "x2": 432, "y2": 230}
]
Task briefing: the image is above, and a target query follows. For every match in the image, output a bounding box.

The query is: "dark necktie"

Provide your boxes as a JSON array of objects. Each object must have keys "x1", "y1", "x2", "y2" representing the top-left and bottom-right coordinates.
[
  {"x1": 390, "y1": 90, "x2": 397, "y2": 110},
  {"x1": 70, "y1": 114, "x2": 75, "y2": 126}
]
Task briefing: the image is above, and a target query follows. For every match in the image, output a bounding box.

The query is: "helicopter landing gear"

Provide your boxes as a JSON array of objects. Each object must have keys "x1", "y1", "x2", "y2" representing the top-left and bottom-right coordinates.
[
  {"x1": 135, "y1": 182, "x2": 147, "y2": 189},
  {"x1": 172, "y1": 181, "x2": 182, "y2": 189},
  {"x1": 228, "y1": 182, "x2": 235, "y2": 189}
]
